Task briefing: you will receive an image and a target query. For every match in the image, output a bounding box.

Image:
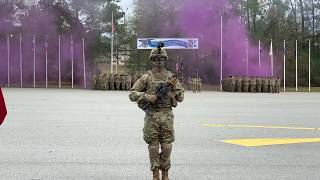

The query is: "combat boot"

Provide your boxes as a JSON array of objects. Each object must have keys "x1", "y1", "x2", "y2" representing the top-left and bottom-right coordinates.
[
  {"x1": 161, "y1": 170, "x2": 169, "y2": 180},
  {"x1": 152, "y1": 169, "x2": 160, "y2": 180}
]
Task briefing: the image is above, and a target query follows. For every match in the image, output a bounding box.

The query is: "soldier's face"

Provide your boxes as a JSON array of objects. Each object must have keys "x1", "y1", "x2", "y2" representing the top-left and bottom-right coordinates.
[{"x1": 151, "y1": 56, "x2": 166, "y2": 69}]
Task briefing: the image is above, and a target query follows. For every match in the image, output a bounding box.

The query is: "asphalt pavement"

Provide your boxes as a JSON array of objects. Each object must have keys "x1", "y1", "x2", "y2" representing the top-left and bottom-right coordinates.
[{"x1": 1, "y1": 88, "x2": 320, "y2": 180}]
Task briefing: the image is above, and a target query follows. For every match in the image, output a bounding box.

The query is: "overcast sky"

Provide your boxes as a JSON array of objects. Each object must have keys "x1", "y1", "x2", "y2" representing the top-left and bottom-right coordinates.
[{"x1": 118, "y1": 0, "x2": 135, "y2": 16}]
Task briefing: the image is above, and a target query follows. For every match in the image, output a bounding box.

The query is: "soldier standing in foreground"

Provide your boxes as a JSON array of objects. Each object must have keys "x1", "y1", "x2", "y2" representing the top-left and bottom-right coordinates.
[{"x1": 129, "y1": 44, "x2": 184, "y2": 180}]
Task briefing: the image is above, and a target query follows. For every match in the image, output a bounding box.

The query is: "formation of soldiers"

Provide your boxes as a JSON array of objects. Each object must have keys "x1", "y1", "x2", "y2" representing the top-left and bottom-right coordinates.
[
  {"x1": 93, "y1": 73, "x2": 141, "y2": 91},
  {"x1": 222, "y1": 76, "x2": 281, "y2": 93},
  {"x1": 188, "y1": 77, "x2": 202, "y2": 93}
]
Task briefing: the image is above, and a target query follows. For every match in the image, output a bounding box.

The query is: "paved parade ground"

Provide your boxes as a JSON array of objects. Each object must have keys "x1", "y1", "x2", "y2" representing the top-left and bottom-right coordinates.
[{"x1": 1, "y1": 88, "x2": 320, "y2": 180}]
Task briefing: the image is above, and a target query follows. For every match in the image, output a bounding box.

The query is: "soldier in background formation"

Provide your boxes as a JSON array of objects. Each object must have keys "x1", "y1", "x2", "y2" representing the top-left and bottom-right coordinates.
[
  {"x1": 93, "y1": 73, "x2": 138, "y2": 91},
  {"x1": 189, "y1": 76, "x2": 202, "y2": 93},
  {"x1": 222, "y1": 76, "x2": 280, "y2": 93}
]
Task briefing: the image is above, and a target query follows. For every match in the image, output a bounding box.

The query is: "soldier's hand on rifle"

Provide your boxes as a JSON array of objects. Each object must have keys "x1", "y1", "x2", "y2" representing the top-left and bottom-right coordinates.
[{"x1": 146, "y1": 94, "x2": 157, "y2": 103}]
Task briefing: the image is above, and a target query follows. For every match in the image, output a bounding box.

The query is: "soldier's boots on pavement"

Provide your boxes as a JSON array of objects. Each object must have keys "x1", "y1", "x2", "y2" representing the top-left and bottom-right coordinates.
[
  {"x1": 152, "y1": 169, "x2": 160, "y2": 180},
  {"x1": 161, "y1": 170, "x2": 169, "y2": 180}
]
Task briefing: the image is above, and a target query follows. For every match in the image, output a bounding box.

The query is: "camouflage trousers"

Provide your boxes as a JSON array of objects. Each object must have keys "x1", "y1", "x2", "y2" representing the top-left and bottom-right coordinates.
[
  {"x1": 143, "y1": 110, "x2": 175, "y2": 171},
  {"x1": 256, "y1": 85, "x2": 262, "y2": 92},
  {"x1": 109, "y1": 82, "x2": 114, "y2": 90},
  {"x1": 126, "y1": 82, "x2": 132, "y2": 91},
  {"x1": 116, "y1": 82, "x2": 120, "y2": 90},
  {"x1": 237, "y1": 85, "x2": 242, "y2": 92}
]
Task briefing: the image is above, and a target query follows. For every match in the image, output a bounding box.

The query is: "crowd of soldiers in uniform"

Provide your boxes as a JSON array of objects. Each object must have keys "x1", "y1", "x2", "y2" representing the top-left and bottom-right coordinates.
[
  {"x1": 188, "y1": 77, "x2": 202, "y2": 93},
  {"x1": 93, "y1": 73, "x2": 142, "y2": 91},
  {"x1": 222, "y1": 76, "x2": 281, "y2": 93}
]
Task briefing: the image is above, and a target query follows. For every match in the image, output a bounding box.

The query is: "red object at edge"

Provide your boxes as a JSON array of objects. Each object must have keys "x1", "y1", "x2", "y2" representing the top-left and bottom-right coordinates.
[{"x1": 0, "y1": 88, "x2": 7, "y2": 126}]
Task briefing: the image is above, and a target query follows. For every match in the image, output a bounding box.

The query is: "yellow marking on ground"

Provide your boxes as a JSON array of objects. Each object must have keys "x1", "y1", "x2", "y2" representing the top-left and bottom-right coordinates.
[
  {"x1": 223, "y1": 138, "x2": 320, "y2": 147},
  {"x1": 203, "y1": 124, "x2": 319, "y2": 131}
]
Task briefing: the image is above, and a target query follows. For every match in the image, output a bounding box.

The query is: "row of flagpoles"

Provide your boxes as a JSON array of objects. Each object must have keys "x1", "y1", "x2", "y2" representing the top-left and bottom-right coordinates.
[
  {"x1": 5, "y1": 33, "x2": 87, "y2": 89},
  {"x1": 6, "y1": 8, "x2": 115, "y2": 89},
  {"x1": 220, "y1": 15, "x2": 312, "y2": 92}
]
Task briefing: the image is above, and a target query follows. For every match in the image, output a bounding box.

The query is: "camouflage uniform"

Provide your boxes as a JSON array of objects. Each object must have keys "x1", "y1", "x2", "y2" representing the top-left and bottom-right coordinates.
[
  {"x1": 98, "y1": 74, "x2": 105, "y2": 90},
  {"x1": 129, "y1": 48, "x2": 184, "y2": 179},
  {"x1": 262, "y1": 77, "x2": 268, "y2": 93},
  {"x1": 268, "y1": 77, "x2": 272, "y2": 93},
  {"x1": 92, "y1": 75, "x2": 99, "y2": 90},
  {"x1": 191, "y1": 77, "x2": 197, "y2": 93},
  {"x1": 126, "y1": 74, "x2": 133, "y2": 91},
  {"x1": 276, "y1": 78, "x2": 281, "y2": 93},
  {"x1": 115, "y1": 74, "x2": 120, "y2": 90},
  {"x1": 243, "y1": 77, "x2": 249, "y2": 92},
  {"x1": 249, "y1": 77, "x2": 256, "y2": 93},
  {"x1": 108, "y1": 74, "x2": 114, "y2": 90},
  {"x1": 222, "y1": 77, "x2": 228, "y2": 91},
  {"x1": 230, "y1": 76, "x2": 236, "y2": 92},
  {"x1": 122, "y1": 75, "x2": 127, "y2": 90},
  {"x1": 270, "y1": 77, "x2": 276, "y2": 93},
  {"x1": 119, "y1": 74, "x2": 124, "y2": 90},
  {"x1": 236, "y1": 77, "x2": 242, "y2": 92},
  {"x1": 197, "y1": 77, "x2": 202, "y2": 92},
  {"x1": 133, "y1": 74, "x2": 140, "y2": 85},
  {"x1": 101, "y1": 73, "x2": 109, "y2": 90},
  {"x1": 265, "y1": 77, "x2": 270, "y2": 93},
  {"x1": 256, "y1": 77, "x2": 262, "y2": 93}
]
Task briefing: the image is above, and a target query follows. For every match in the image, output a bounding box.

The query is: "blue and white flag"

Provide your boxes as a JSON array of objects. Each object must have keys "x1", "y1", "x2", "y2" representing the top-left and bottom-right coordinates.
[{"x1": 137, "y1": 38, "x2": 199, "y2": 49}]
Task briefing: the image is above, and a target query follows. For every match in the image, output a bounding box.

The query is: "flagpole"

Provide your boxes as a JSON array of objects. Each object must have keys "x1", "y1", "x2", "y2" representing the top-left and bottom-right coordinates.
[
  {"x1": 82, "y1": 37, "x2": 87, "y2": 89},
  {"x1": 7, "y1": 34, "x2": 10, "y2": 88},
  {"x1": 33, "y1": 34, "x2": 36, "y2": 88},
  {"x1": 220, "y1": 14, "x2": 223, "y2": 91},
  {"x1": 283, "y1": 40, "x2": 286, "y2": 92},
  {"x1": 196, "y1": 49, "x2": 198, "y2": 80},
  {"x1": 295, "y1": 40, "x2": 298, "y2": 92},
  {"x1": 308, "y1": 39, "x2": 311, "y2": 92},
  {"x1": 270, "y1": 39, "x2": 273, "y2": 77},
  {"x1": 59, "y1": 35, "x2": 61, "y2": 88},
  {"x1": 20, "y1": 33, "x2": 23, "y2": 88},
  {"x1": 115, "y1": 32, "x2": 118, "y2": 74},
  {"x1": 45, "y1": 34, "x2": 48, "y2": 88},
  {"x1": 71, "y1": 34, "x2": 74, "y2": 89},
  {"x1": 246, "y1": 38, "x2": 248, "y2": 76},
  {"x1": 258, "y1": 40, "x2": 261, "y2": 72},
  {"x1": 111, "y1": 11, "x2": 114, "y2": 74}
]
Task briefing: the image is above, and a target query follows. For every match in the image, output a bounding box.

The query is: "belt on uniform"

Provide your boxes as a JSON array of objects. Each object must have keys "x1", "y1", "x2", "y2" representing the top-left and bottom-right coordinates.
[{"x1": 148, "y1": 107, "x2": 172, "y2": 112}]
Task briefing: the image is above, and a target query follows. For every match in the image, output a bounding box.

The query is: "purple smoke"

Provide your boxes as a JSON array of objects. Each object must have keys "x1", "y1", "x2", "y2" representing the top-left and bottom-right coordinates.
[
  {"x1": 154, "y1": 0, "x2": 282, "y2": 83},
  {"x1": 0, "y1": 4, "x2": 91, "y2": 88}
]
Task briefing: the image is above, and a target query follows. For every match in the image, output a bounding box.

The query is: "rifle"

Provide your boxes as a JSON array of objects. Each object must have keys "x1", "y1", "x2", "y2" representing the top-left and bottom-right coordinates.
[{"x1": 142, "y1": 76, "x2": 177, "y2": 113}]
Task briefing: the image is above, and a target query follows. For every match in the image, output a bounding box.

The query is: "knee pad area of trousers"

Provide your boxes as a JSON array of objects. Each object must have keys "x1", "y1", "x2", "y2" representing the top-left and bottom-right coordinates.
[
  {"x1": 148, "y1": 144, "x2": 160, "y2": 158},
  {"x1": 161, "y1": 143, "x2": 172, "y2": 157}
]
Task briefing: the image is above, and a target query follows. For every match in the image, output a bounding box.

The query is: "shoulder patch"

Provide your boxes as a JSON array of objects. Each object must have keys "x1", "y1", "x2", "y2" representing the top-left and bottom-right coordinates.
[{"x1": 140, "y1": 73, "x2": 149, "y2": 81}]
